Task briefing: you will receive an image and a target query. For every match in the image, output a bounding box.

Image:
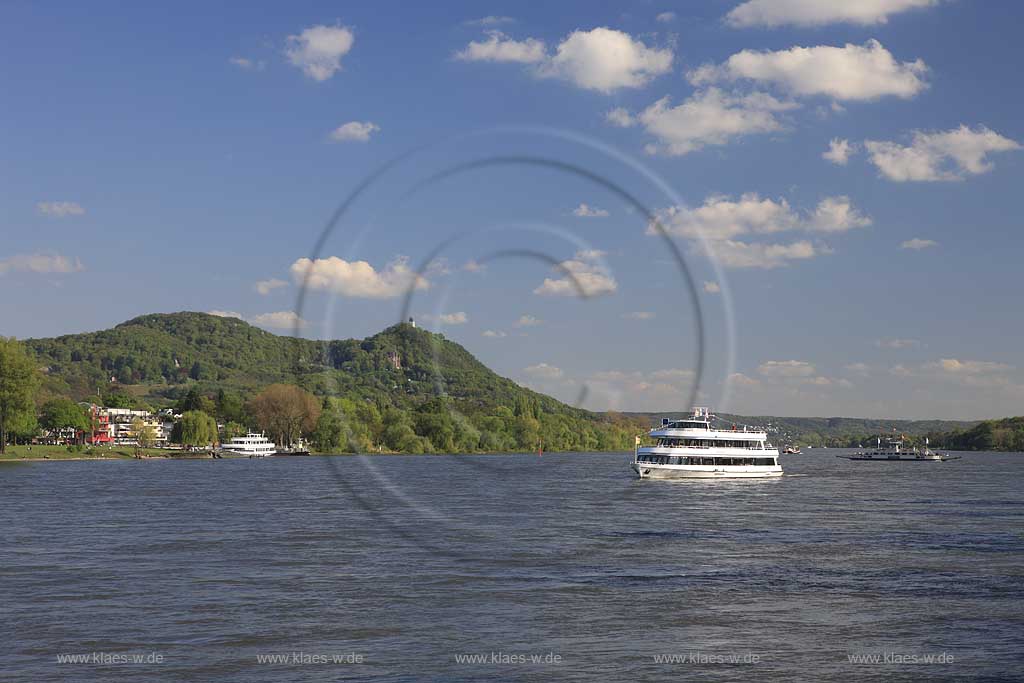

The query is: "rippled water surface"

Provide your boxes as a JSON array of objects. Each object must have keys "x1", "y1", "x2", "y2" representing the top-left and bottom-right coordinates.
[{"x1": 3, "y1": 451, "x2": 1023, "y2": 681}]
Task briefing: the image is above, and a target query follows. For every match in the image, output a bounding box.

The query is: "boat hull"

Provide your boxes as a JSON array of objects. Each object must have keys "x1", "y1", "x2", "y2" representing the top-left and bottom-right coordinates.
[
  {"x1": 218, "y1": 450, "x2": 277, "y2": 458},
  {"x1": 632, "y1": 462, "x2": 783, "y2": 479},
  {"x1": 839, "y1": 455, "x2": 957, "y2": 462}
]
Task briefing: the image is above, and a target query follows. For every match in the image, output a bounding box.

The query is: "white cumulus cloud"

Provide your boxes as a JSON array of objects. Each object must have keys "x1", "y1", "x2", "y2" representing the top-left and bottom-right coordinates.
[
  {"x1": 901, "y1": 238, "x2": 938, "y2": 250},
  {"x1": 0, "y1": 252, "x2": 83, "y2": 275},
  {"x1": 656, "y1": 12, "x2": 677, "y2": 23},
  {"x1": 689, "y1": 40, "x2": 927, "y2": 101},
  {"x1": 703, "y1": 281, "x2": 721, "y2": 293},
  {"x1": 516, "y1": 315, "x2": 543, "y2": 327},
  {"x1": 423, "y1": 311, "x2": 469, "y2": 325},
  {"x1": 877, "y1": 338, "x2": 920, "y2": 349},
  {"x1": 758, "y1": 360, "x2": 816, "y2": 377},
  {"x1": 457, "y1": 28, "x2": 672, "y2": 93},
  {"x1": 482, "y1": 329, "x2": 507, "y2": 338},
  {"x1": 927, "y1": 358, "x2": 1011, "y2": 375},
  {"x1": 250, "y1": 311, "x2": 309, "y2": 330},
  {"x1": 290, "y1": 255, "x2": 430, "y2": 298},
  {"x1": 534, "y1": 250, "x2": 617, "y2": 297},
  {"x1": 605, "y1": 107, "x2": 636, "y2": 128},
  {"x1": 255, "y1": 278, "x2": 288, "y2": 295},
  {"x1": 865, "y1": 125, "x2": 1021, "y2": 182},
  {"x1": 650, "y1": 193, "x2": 869, "y2": 240},
  {"x1": 726, "y1": 0, "x2": 938, "y2": 27},
  {"x1": 728, "y1": 372, "x2": 761, "y2": 387},
  {"x1": 823, "y1": 138, "x2": 856, "y2": 165},
  {"x1": 329, "y1": 121, "x2": 380, "y2": 143},
  {"x1": 455, "y1": 31, "x2": 546, "y2": 63},
  {"x1": 524, "y1": 363, "x2": 564, "y2": 379},
  {"x1": 539, "y1": 27, "x2": 673, "y2": 92},
  {"x1": 37, "y1": 201, "x2": 85, "y2": 217},
  {"x1": 229, "y1": 56, "x2": 264, "y2": 70},
  {"x1": 573, "y1": 203, "x2": 609, "y2": 217},
  {"x1": 208, "y1": 309, "x2": 309, "y2": 330},
  {"x1": 810, "y1": 196, "x2": 873, "y2": 232},
  {"x1": 623, "y1": 311, "x2": 656, "y2": 320},
  {"x1": 285, "y1": 25, "x2": 355, "y2": 81},
  {"x1": 466, "y1": 16, "x2": 515, "y2": 27},
  {"x1": 710, "y1": 240, "x2": 818, "y2": 269},
  {"x1": 636, "y1": 88, "x2": 798, "y2": 155}
]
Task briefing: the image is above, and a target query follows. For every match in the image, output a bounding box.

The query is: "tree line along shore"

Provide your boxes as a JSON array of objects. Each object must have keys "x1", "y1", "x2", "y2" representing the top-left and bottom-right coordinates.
[{"x1": 0, "y1": 336, "x2": 646, "y2": 458}]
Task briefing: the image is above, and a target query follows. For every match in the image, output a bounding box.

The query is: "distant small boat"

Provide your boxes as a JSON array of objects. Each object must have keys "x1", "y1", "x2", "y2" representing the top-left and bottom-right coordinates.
[
  {"x1": 783, "y1": 446, "x2": 801, "y2": 454},
  {"x1": 275, "y1": 438, "x2": 311, "y2": 456},
  {"x1": 839, "y1": 435, "x2": 960, "y2": 462}
]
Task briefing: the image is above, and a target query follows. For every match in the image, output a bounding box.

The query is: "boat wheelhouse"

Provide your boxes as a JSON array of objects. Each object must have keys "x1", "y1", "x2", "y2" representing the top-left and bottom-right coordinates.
[
  {"x1": 219, "y1": 432, "x2": 277, "y2": 457},
  {"x1": 632, "y1": 407, "x2": 782, "y2": 479}
]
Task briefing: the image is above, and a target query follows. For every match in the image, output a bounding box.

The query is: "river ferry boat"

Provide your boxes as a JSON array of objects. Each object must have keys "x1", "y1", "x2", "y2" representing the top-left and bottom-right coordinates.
[
  {"x1": 839, "y1": 436, "x2": 960, "y2": 462},
  {"x1": 632, "y1": 408, "x2": 782, "y2": 479},
  {"x1": 219, "y1": 432, "x2": 277, "y2": 457}
]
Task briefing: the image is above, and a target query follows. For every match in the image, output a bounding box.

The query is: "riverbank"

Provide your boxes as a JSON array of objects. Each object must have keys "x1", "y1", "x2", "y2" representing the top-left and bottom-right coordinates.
[
  {"x1": 0, "y1": 446, "x2": 624, "y2": 461},
  {"x1": 0, "y1": 445, "x2": 187, "y2": 461}
]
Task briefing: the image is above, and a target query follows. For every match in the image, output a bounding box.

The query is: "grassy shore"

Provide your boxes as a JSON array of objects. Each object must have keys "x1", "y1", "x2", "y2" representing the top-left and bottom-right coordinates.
[{"x1": 0, "y1": 445, "x2": 179, "y2": 461}]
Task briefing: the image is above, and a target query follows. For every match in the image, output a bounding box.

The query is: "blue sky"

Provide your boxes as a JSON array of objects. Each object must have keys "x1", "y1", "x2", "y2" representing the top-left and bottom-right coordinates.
[{"x1": 2, "y1": 0, "x2": 1023, "y2": 419}]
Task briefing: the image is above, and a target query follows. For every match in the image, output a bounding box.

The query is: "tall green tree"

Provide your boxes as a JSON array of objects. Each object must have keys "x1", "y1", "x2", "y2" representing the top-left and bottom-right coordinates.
[
  {"x1": 40, "y1": 398, "x2": 90, "y2": 439},
  {"x1": 175, "y1": 410, "x2": 218, "y2": 448},
  {"x1": 131, "y1": 416, "x2": 157, "y2": 455},
  {"x1": 312, "y1": 401, "x2": 345, "y2": 453},
  {"x1": 215, "y1": 389, "x2": 247, "y2": 424},
  {"x1": 223, "y1": 421, "x2": 247, "y2": 440},
  {"x1": 0, "y1": 338, "x2": 39, "y2": 454},
  {"x1": 102, "y1": 391, "x2": 134, "y2": 409},
  {"x1": 176, "y1": 387, "x2": 215, "y2": 415}
]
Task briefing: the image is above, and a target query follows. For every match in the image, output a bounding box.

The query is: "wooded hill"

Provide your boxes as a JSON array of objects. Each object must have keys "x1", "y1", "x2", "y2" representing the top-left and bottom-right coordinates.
[
  {"x1": 27, "y1": 312, "x2": 578, "y2": 414},
  {"x1": 24, "y1": 312, "x2": 644, "y2": 452}
]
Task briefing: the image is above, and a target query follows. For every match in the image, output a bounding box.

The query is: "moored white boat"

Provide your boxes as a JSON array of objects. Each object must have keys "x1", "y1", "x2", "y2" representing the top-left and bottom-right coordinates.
[
  {"x1": 219, "y1": 432, "x2": 277, "y2": 457},
  {"x1": 632, "y1": 408, "x2": 782, "y2": 479}
]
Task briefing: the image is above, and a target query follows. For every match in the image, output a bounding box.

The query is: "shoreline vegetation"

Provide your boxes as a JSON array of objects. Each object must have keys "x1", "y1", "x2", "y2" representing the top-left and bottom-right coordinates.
[
  {"x1": 2, "y1": 313, "x2": 1023, "y2": 457},
  {"x1": 4, "y1": 314, "x2": 651, "y2": 457},
  {"x1": 0, "y1": 444, "x2": 631, "y2": 462}
]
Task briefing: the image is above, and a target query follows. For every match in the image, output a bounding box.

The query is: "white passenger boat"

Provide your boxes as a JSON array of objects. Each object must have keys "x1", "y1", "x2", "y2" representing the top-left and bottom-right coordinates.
[
  {"x1": 839, "y1": 436, "x2": 959, "y2": 462},
  {"x1": 219, "y1": 432, "x2": 277, "y2": 457},
  {"x1": 632, "y1": 408, "x2": 782, "y2": 479}
]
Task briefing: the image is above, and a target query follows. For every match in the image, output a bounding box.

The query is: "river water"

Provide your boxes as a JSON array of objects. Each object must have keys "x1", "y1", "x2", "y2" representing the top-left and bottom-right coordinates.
[{"x1": 2, "y1": 450, "x2": 1022, "y2": 681}]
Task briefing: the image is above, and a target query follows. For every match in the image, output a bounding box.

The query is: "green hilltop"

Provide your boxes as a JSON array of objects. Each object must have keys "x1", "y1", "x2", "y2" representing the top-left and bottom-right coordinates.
[
  {"x1": 24, "y1": 312, "x2": 642, "y2": 452},
  {"x1": 27, "y1": 312, "x2": 583, "y2": 414}
]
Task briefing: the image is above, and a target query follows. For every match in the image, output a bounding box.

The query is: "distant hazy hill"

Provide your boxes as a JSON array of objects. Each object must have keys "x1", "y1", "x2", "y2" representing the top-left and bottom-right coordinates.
[
  {"x1": 25, "y1": 312, "x2": 589, "y2": 419},
  {"x1": 625, "y1": 412, "x2": 980, "y2": 448},
  {"x1": 933, "y1": 416, "x2": 1024, "y2": 452}
]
